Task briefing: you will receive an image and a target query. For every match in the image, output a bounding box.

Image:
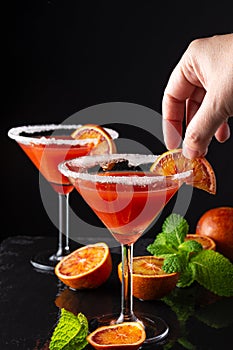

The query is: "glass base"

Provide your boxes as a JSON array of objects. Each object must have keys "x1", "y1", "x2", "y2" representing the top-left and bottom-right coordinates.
[
  {"x1": 89, "y1": 312, "x2": 169, "y2": 344},
  {"x1": 30, "y1": 249, "x2": 68, "y2": 271}
]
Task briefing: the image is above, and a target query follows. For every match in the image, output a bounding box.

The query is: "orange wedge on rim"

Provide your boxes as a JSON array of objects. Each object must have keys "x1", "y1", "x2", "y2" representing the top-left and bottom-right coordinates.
[
  {"x1": 150, "y1": 148, "x2": 216, "y2": 194},
  {"x1": 71, "y1": 123, "x2": 117, "y2": 154},
  {"x1": 87, "y1": 322, "x2": 146, "y2": 350},
  {"x1": 55, "y1": 242, "x2": 112, "y2": 290}
]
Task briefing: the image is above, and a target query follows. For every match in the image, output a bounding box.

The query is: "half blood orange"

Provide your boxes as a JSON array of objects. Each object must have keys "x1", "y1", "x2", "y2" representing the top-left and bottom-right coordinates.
[
  {"x1": 118, "y1": 256, "x2": 179, "y2": 300},
  {"x1": 71, "y1": 124, "x2": 117, "y2": 154},
  {"x1": 185, "y1": 233, "x2": 216, "y2": 250},
  {"x1": 55, "y1": 242, "x2": 112, "y2": 289},
  {"x1": 150, "y1": 148, "x2": 216, "y2": 194},
  {"x1": 87, "y1": 322, "x2": 146, "y2": 350}
]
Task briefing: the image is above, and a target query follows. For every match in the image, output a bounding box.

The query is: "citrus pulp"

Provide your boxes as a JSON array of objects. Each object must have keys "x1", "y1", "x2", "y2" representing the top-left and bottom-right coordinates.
[
  {"x1": 118, "y1": 256, "x2": 179, "y2": 300},
  {"x1": 185, "y1": 233, "x2": 216, "y2": 250},
  {"x1": 55, "y1": 242, "x2": 112, "y2": 289},
  {"x1": 87, "y1": 322, "x2": 146, "y2": 350}
]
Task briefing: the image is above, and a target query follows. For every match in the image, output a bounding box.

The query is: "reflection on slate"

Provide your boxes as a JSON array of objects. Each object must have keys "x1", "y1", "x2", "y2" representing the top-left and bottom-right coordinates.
[{"x1": 0, "y1": 236, "x2": 233, "y2": 350}]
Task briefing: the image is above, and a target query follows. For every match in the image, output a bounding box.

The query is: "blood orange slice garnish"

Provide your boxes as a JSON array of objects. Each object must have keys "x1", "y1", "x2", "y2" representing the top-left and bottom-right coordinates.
[
  {"x1": 71, "y1": 124, "x2": 117, "y2": 154},
  {"x1": 55, "y1": 242, "x2": 112, "y2": 289},
  {"x1": 87, "y1": 322, "x2": 146, "y2": 350},
  {"x1": 150, "y1": 148, "x2": 216, "y2": 194},
  {"x1": 118, "y1": 256, "x2": 179, "y2": 300}
]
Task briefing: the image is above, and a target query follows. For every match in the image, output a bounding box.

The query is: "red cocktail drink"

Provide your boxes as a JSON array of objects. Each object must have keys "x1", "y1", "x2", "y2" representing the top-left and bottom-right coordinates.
[
  {"x1": 75, "y1": 171, "x2": 178, "y2": 244},
  {"x1": 19, "y1": 136, "x2": 92, "y2": 195}
]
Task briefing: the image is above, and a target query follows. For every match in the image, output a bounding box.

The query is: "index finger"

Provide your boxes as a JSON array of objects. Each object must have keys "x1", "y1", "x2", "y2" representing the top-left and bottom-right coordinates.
[{"x1": 162, "y1": 63, "x2": 197, "y2": 149}]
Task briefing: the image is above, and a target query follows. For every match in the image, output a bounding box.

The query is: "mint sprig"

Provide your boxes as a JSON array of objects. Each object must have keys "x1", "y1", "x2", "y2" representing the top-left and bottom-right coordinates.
[
  {"x1": 49, "y1": 309, "x2": 88, "y2": 350},
  {"x1": 147, "y1": 213, "x2": 233, "y2": 296}
]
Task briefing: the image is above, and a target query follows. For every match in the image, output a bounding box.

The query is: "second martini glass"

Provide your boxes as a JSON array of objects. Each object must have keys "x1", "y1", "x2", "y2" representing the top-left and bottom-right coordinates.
[
  {"x1": 59, "y1": 153, "x2": 192, "y2": 343},
  {"x1": 8, "y1": 124, "x2": 118, "y2": 271}
]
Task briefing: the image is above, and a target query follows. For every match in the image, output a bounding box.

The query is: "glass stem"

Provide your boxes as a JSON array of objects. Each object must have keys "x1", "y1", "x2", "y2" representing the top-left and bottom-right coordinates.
[
  {"x1": 56, "y1": 193, "x2": 70, "y2": 259},
  {"x1": 117, "y1": 243, "x2": 138, "y2": 323}
]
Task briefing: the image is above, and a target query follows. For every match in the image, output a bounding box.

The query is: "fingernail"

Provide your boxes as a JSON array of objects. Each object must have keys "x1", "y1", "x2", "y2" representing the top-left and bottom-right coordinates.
[{"x1": 183, "y1": 145, "x2": 205, "y2": 159}]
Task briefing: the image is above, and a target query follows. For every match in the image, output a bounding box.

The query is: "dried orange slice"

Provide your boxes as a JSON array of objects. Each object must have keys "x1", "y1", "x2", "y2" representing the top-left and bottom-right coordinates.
[
  {"x1": 87, "y1": 322, "x2": 146, "y2": 350},
  {"x1": 71, "y1": 124, "x2": 117, "y2": 154},
  {"x1": 150, "y1": 148, "x2": 216, "y2": 194},
  {"x1": 185, "y1": 233, "x2": 216, "y2": 250},
  {"x1": 55, "y1": 242, "x2": 112, "y2": 289},
  {"x1": 118, "y1": 256, "x2": 179, "y2": 300}
]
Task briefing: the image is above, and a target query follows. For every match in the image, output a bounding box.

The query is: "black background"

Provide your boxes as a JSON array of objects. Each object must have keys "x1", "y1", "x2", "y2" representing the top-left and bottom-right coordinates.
[{"x1": 2, "y1": 1, "x2": 233, "y2": 243}]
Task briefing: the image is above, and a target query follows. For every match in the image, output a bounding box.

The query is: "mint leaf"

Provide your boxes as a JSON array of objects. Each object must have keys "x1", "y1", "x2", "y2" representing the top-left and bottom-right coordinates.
[
  {"x1": 178, "y1": 337, "x2": 196, "y2": 350},
  {"x1": 147, "y1": 232, "x2": 177, "y2": 256},
  {"x1": 163, "y1": 287, "x2": 197, "y2": 321},
  {"x1": 177, "y1": 263, "x2": 195, "y2": 288},
  {"x1": 153, "y1": 232, "x2": 167, "y2": 245},
  {"x1": 68, "y1": 313, "x2": 88, "y2": 348},
  {"x1": 49, "y1": 309, "x2": 88, "y2": 350},
  {"x1": 163, "y1": 253, "x2": 188, "y2": 274},
  {"x1": 191, "y1": 250, "x2": 233, "y2": 297},
  {"x1": 162, "y1": 214, "x2": 189, "y2": 247},
  {"x1": 179, "y1": 240, "x2": 203, "y2": 254},
  {"x1": 194, "y1": 297, "x2": 233, "y2": 329},
  {"x1": 162, "y1": 213, "x2": 189, "y2": 236},
  {"x1": 147, "y1": 244, "x2": 175, "y2": 257}
]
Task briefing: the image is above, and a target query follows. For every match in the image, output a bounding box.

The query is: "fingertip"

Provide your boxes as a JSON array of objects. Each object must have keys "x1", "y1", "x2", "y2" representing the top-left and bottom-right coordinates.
[
  {"x1": 182, "y1": 144, "x2": 207, "y2": 159},
  {"x1": 215, "y1": 122, "x2": 230, "y2": 143},
  {"x1": 164, "y1": 138, "x2": 182, "y2": 150},
  {"x1": 162, "y1": 119, "x2": 183, "y2": 150}
]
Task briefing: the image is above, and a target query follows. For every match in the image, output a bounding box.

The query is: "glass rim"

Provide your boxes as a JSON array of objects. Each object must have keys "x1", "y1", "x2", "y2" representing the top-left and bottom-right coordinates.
[
  {"x1": 7, "y1": 124, "x2": 119, "y2": 146},
  {"x1": 58, "y1": 153, "x2": 193, "y2": 186}
]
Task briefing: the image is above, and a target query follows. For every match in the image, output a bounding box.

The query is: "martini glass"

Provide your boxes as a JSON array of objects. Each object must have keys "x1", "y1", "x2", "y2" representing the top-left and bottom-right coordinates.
[
  {"x1": 8, "y1": 124, "x2": 118, "y2": 271},
  {"x1": 58, "y1": 153, "x2": 192, "y2": 343}
]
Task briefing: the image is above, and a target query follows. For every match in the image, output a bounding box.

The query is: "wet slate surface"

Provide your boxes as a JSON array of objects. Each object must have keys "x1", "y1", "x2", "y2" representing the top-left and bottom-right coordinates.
[{"x1": 1, "y1": 236, "x2": 233, "y2": 350}]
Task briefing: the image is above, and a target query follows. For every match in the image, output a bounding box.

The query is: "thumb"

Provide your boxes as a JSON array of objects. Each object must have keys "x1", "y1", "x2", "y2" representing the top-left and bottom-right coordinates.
[{"x1": 183, "y1": 93, "x2": 229, "y2": 159}]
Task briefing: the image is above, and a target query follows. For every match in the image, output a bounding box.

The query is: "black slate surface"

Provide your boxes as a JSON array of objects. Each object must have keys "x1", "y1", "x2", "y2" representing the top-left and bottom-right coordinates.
[{"x1": 1, "y1": 236, "x2": 233, "y2": 350}]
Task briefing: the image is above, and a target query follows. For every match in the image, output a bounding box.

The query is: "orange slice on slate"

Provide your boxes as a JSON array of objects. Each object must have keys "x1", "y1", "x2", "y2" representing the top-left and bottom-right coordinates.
[
  {"x1": 150, "y1": 148, "x2": 216, "y2": 194},
  {"x1": 71, "y1": 123, "x2": 117, "y2": 154},
  {"x1": 87, "y1": 322, "x2": 146, "y2": 350},
  {"x1": 55, "y1": 242, "x2": 112, "y2": 289},
  {"x1": 118, "y1": 256, "x2": 179, "y2": 300}
]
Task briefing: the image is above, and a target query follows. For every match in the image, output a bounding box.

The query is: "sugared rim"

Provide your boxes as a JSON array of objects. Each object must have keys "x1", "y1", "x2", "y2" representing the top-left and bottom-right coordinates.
[
  {"x1": 8, "y1": 124, "x2": 119, "y2": 146},
  {"x1": 58, "y1": 153, "x2": 193, "y2": 186}
]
